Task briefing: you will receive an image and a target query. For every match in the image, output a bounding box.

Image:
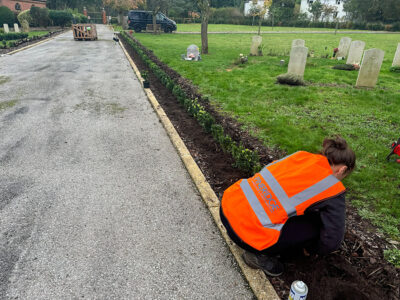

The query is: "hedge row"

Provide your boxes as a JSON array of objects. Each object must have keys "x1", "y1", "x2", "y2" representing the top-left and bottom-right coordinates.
[
  {"x1": 120, "y1": 31, "x2": 261, "y2": 175},
  {"x1": 171, "y1": 16, "x2": 400, "y2": 32},
  {"x1": 0, "y1": 32, "x2": 28, "y2": 41}
]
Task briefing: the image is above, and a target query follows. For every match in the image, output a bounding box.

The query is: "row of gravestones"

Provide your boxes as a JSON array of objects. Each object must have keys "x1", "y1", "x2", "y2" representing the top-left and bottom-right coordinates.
[
  {"x1": 286, "y1": 37, "x2": 390, "y2": 88},
  {"x1": 3, "y1": 23, "x2": 20, "y2": 33}
]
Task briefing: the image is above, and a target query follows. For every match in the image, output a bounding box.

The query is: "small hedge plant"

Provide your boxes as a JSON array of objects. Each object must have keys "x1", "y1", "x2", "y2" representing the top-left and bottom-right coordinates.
[{"x1": 120, "y1": 31, "x2": 261, "y2": 175}]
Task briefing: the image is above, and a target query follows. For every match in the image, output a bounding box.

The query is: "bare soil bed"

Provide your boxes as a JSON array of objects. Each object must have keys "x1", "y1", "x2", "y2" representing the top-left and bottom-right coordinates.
[
  {"x1": 120, "y1": 33, "x2": 400, "y2": 300},
  {"x1": 0, "y1": 29, "x2": 66, "y2": 55}
]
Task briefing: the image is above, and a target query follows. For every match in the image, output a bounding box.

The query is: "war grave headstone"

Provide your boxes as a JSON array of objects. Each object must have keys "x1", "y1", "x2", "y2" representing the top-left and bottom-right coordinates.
[
  {"x1": 3, "y1": 24, "x2": 9, "y2": 33},
  {"x1": 336, "y1": 37, "x2": 352, "y2": 59},
  {"x1": 14, "y1": 23, "x2": 20, "y2": 33},
  {"x1": 392, "y1": 43, "x2": 400, "y2": 67},
  {"x1": 288, "y1": 46, "x2": 308, "y2": 77},
  {"x1": 250, "y1": 35, "x2": 262, "y2": 56},
  {"x1": 292, "y1": 39, "x2": 305, "y2": 48},
  {"x1": 356, "y1": 48, "x2": 385, "y2": 88},
  {"x1": 346, "y1": 41, "x2": 365, "y2": 65}
]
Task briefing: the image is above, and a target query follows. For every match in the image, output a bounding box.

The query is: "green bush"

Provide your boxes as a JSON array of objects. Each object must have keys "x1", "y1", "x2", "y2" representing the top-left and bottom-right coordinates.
[
  {"x1": 72, "y1": 13, "x2": 88, "y2": 24},
  {"x1": 49, "y1": 10, "x2": 73, "y2": 27},
  {"x1": 30, "y1": 7, "x2": 50, "y2": 27},
  {"x1": 332, "y1": 64, "x2": 356, "y2": 71},
  {"x1": 209, "y1": 7, "x2": 244, "y2": 25},
  {"x1": 0, "y1": 6, "x2": 15, "y2": 26},
  {"x1": 0, "y1": 32, "x2": 28, "y2": 41},
  {"x1": 366, "y1": 23, "x2": 385, "y2": 31},
  {"x1": 276, "y1": 73, "x2": 305, "y2": 86},
  {"x1": 389, "y1": 66, "x2": 400, "y2": 73},
  {"x1": 110, "y1": 17, "x2": 118, "y2": 24}
]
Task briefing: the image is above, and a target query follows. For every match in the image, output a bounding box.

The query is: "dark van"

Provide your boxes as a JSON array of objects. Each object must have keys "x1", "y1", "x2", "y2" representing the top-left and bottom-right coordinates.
[{"x1": 128, "y1": 10, "x2": 177, "y2": 33}]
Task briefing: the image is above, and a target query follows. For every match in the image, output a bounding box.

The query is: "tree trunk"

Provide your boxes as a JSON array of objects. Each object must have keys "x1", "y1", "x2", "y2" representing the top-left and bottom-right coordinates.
[
  {"x1": 201, "y1": 16, "x2": 208, "y2": 54},
  {"x1": 258, "y1": 15, "x2": 262, "y2": 35},
  {"x1": 152, "y1": 14, "x2": 157, "y2": 34}
]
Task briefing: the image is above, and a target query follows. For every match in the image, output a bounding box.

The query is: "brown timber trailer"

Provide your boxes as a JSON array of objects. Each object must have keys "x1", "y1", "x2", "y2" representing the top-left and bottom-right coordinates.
[{"x1": 72, "y1": 24, "x2": 98, "y2": 41}]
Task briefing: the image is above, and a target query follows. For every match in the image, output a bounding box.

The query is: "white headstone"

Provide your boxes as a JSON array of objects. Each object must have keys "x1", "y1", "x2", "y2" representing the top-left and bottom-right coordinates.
[
  {"x1": 346, "y1": 40, "x2": 365, "y2": 65},
  {"x1": 250, "y1": 35, "x2": 262, "y2": 56},
  {"x1": 337, "y1": 37, "x2": 352, "y2": 58},
  {"x1": 122, "y1": 16, "x2": 128, "y2": 29},
  {"x1": 292, "y1": 39, "x2": 305, "y2": 48},
  {"x1": 392, "y1": 43, "x2": 400, "y2": 67},
  {"x1": 356, "y1": 48, "x2": 385, "y2": 88},
  {"x1": 3, "y1": 24, "x2": 9, "y2": 33},
  {"x1": 288, "y1": 46, "x2": 308, "y2": 77},
  {"x1": 13, "y1": 23, "x2": 19, "y2": 33}
]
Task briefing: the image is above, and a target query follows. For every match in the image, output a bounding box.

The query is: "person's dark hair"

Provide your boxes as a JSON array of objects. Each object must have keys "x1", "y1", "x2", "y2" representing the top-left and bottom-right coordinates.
[{"x1": 322, "y1": 137, "x2": 356, "y2": 173}]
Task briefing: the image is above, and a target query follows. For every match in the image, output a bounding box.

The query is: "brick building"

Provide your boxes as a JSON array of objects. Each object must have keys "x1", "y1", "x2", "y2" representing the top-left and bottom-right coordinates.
[{"x1": 0, "y1": 0, "x2": 46, "y2": 12}]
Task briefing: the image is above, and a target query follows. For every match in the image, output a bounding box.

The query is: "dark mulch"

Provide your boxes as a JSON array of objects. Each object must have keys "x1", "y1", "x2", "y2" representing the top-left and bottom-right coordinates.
[
  {"x1": 0, "y1": 30, "x2": 66, "y2": 55},
  {"x1": 120, "y1": 33, "x2": 400, "y2": 300}
]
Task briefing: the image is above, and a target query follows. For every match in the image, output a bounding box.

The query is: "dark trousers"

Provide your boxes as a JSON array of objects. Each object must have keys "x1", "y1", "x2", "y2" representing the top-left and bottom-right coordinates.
[{"x1": 220, "y1": 206, "x2": 321, "y2": 256}]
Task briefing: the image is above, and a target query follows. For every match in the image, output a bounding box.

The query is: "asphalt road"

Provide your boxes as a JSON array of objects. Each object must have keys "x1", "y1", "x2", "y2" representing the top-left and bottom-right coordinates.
[{"x1": 0, "y1": 25, "x2": 253, "y2": 299}]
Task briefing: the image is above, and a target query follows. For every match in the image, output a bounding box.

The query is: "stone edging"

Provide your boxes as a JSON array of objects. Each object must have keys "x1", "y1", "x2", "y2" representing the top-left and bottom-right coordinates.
[{"x1": 118, "y1": 39, "x2": 280, "y2": 300}]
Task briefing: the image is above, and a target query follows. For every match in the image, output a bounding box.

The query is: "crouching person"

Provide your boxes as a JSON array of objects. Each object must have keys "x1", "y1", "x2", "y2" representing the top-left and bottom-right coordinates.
[{"x1": 220, "y1": 137, "x2": 356, "y2": 276}]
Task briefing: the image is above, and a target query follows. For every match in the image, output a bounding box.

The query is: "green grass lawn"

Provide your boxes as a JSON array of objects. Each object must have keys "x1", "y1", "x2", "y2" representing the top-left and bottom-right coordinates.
[
  {"x1": 175, "y1": 23, "x2": 366, "y2": 32},
  {"x1": 28, "y1": 31, "x2": 49, "y2": 37},
  {"x1": 131, "y1": 30, "x2": 400, "y2": 240}
]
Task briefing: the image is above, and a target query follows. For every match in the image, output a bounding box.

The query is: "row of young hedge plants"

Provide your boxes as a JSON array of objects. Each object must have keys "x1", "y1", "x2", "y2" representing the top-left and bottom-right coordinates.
[
  {"x1": 0, "y1": 32, "x2": 28, "y2": 41},
  {"x1": 120, "y1": 31, "x2": 261, "y2": 175}
]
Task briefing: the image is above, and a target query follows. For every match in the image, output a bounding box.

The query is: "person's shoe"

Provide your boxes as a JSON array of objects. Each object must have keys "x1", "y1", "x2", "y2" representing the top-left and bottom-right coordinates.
[{"x1": 242, "y1": 251, "x2": 284, "y2": 277}]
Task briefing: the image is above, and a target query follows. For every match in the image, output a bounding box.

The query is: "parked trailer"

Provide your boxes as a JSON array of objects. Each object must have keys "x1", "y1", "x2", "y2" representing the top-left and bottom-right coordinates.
[{"x1": 72, "y1": 24, "x2": 98, "y2": 41}]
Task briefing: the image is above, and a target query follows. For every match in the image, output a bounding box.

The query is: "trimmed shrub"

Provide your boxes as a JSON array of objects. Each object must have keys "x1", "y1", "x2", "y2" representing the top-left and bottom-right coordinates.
[
  {"x1": 276, "y1": 73, "x2": 305, "y2": 86},
  {"x1": 0, "y1": 6, "x2": 15, "y2": 26},
  {"x1": 49, "y1": 10, "x2": 73, "y2": 27},
  {"x1": 389, "y1": 66, "x2": 400, "y2": 73},
  {"x1": 332, "y1": 64, "x2": 356, "y2": 71},
  {"x1": 0, "y1": 32, "x2": 28, "y2": 41},
  {"x1": 30, "y1": 7, "x2": 50, "y2": 27}
]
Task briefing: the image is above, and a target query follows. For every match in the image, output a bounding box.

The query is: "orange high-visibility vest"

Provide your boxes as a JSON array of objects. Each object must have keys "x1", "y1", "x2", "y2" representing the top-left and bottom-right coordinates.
[{"x1": 221, "y1": 151, "x2": 346, "y2": 251}]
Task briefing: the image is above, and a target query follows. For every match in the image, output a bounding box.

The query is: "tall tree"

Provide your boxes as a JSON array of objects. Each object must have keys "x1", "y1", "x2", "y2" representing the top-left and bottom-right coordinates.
[
  {"x1": 103, "y1": 0, "x2": 143, "y2": 25},
  {"x1": 146, "y1": 0, "x2": 168, "y2": 34},
  {"x1": 197, "y1": 0, "x2": 210, "y2": 54},
  {"x1": 308, "y1": 0, "x2": 323, "y2": 21},
  {"x1": 256, "y1": 0, "x2": 271, "y2": 35}
]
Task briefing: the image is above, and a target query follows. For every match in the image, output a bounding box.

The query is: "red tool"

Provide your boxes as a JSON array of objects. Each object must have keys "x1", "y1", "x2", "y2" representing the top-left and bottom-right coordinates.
[{"x1": 386, "y1": 137, "x2": 400, "y2": 163}]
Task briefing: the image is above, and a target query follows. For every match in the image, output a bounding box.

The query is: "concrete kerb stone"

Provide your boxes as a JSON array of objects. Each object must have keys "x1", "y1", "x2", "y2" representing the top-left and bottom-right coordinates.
[{"x1": 118, "y1": 39, "x2": 280, "y2": 300}]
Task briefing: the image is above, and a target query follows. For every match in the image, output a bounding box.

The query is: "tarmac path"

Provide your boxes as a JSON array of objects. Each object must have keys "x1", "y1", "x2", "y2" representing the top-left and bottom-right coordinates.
[{"x1": 0, "y1": 25, "x2": 253, "y2": 299}]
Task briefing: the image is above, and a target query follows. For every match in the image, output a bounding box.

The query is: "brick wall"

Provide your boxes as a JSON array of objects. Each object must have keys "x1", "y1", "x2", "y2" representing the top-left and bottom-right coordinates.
[{"x1": 0, "y1": 0, "x2": 46, "y2": 12}]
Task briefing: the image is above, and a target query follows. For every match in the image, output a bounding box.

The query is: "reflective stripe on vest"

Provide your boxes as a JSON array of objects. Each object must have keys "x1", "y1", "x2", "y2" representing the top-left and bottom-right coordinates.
[{"x1": 241, "y1": 167, "x2": 340, "y2": 229}]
